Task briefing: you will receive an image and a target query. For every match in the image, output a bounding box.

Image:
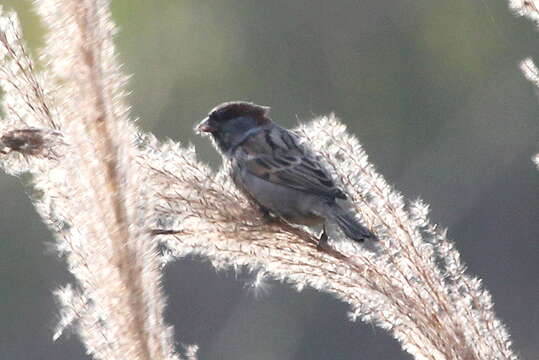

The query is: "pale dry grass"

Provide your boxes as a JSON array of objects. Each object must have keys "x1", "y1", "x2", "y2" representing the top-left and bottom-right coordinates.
[
  {"x1": 1, "y1": 1, "x2": 183, "y2": 359},
  {"x1": 0, "y1": 1, "x2": 521, "y2": 360},
  {"x1": 508, "y1": 0, "x2": 539, "y2": 169}
]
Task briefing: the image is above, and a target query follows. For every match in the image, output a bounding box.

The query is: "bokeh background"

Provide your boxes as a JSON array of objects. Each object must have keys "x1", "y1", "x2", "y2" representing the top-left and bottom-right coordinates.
[{"x1": 1, "y1": 1, "x2": 538, "y2": 359}]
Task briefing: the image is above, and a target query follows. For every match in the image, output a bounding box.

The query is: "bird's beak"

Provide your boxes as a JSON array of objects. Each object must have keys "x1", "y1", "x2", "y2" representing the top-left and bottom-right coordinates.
[{"x1": 196, "y1": 117, "x2": 217, "y2": 133}]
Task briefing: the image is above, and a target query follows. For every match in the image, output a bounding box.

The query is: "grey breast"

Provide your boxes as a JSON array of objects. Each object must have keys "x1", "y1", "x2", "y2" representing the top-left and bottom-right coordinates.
[{"x1": 236, "y1": 165, "x2": 324, "y2": 225}]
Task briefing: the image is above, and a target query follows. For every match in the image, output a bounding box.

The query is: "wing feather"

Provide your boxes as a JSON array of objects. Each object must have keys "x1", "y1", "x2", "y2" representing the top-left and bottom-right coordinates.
[{"x1": 237, "y1": 127, "x2": 346, "y2": 199}]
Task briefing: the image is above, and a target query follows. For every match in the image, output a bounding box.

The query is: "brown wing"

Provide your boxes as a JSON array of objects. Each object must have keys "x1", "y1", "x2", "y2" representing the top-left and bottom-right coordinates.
[{"x1": 237, "y1": 127, "x2": 347, "y2": 199}]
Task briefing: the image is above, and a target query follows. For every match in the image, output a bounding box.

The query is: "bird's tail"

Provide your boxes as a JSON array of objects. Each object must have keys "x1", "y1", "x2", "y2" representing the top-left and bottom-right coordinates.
[{"x1": 326, "y1": 203, "x2": 376, "y2": 242}]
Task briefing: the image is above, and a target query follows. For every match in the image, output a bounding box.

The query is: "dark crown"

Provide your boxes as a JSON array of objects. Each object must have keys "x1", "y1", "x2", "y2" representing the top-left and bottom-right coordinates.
[{"x1": 208, "y1": 101, "x2": 271, "y2": 125}]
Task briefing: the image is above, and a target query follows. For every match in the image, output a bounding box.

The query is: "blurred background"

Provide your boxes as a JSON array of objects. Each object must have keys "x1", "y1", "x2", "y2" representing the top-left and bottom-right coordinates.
[{"x1": 1, "y1": 0, "x2": 538, "y2": 359}]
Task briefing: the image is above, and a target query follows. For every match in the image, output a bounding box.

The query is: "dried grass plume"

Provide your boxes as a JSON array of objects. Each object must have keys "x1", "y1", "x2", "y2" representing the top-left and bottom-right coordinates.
[
  {"x1": 0, "y1": 1, "x2": 522, "y2": 360},
  {"x1": 1, "y1": 1, "x2": 186, "y2": 359},
  {"x1": 508, "y1": 0, "x2": 539, "y2": 169}
]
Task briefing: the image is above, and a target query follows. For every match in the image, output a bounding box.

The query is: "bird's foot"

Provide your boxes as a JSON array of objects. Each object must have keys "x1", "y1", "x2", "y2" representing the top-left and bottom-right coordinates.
[
  {"x1": 260, "y1": 206, "x2": 279, "y2": 224},
  {"x1": 317, "y1": 226, "x2": 330, "y2": 251}
]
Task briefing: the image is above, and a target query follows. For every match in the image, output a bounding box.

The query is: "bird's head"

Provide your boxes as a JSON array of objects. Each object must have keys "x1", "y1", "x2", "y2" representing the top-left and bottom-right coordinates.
[{"x1": 196, "y1": 101, "x2": 272, "y2": 153}]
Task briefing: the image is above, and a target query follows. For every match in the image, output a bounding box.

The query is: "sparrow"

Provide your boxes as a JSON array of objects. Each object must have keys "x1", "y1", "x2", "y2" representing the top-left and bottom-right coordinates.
[{"x1": 196, "y1": 101, "x2": 376, "y2": 245}]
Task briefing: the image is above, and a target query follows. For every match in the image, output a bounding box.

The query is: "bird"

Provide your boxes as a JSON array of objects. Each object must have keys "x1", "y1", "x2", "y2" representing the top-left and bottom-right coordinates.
[{"x1": 196, "y1": 101, "x2": 376, "y2": 246}]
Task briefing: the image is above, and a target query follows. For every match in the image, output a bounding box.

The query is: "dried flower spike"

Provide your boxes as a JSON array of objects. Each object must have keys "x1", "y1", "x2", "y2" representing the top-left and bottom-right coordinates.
[{"x1": 0, "y1": 128, "x2": 63, "y2": 157}]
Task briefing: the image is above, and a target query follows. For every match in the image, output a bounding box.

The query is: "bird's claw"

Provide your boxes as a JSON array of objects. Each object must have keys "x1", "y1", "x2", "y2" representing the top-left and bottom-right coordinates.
[{"x1": 317, "y1": 226, "x2": 330, "y2": 251}]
